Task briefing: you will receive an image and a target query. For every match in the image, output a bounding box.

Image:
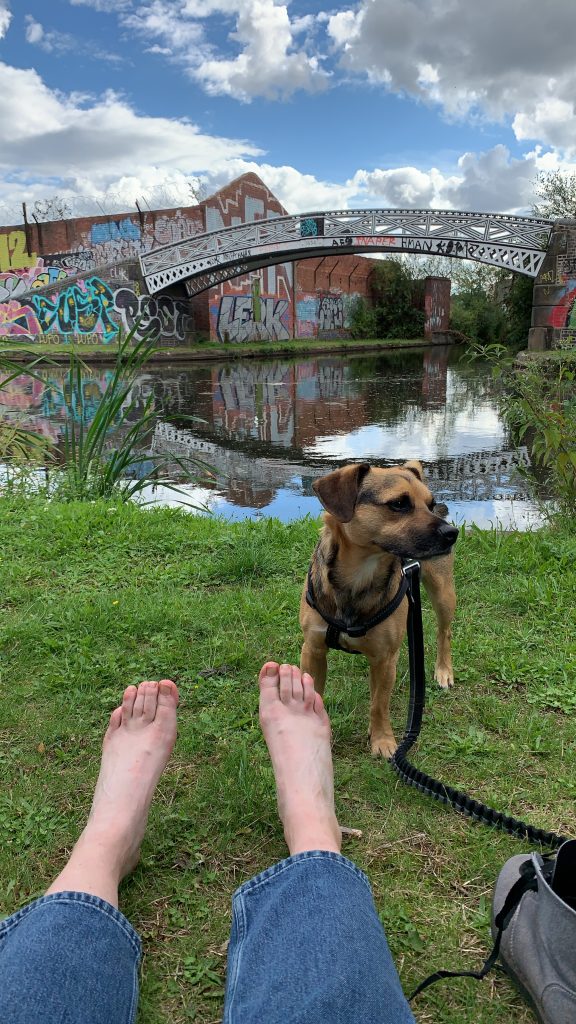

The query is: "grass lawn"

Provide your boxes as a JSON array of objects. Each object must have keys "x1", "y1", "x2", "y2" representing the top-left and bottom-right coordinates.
[
  {"x1": 0, "y1": 335, "x2": 431, "y2": 363},
  {"x1": 0, "y1": 497, "x2": 574, "y2": 1023}
]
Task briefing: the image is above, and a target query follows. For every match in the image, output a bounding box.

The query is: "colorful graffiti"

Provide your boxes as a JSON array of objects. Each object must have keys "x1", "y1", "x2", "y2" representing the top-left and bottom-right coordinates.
[
  {"x1": 0, "y1": 299, "x2": 40, "y2": 336},
  {"x1": 296, "y1": 292, "x2": 358, "y2": 338},
  {"x1": 31, "y1": 277, "x2": 118, "y2": 343},
  {"x1": 0, "y1": 230, "x2": 37, "y2": 272},
  {"x1": 216, "y1": 295, "x2": 290, "y2": 343},
  {"x1": 90, "y1": 218, "x2": 141, "y2": 246}
]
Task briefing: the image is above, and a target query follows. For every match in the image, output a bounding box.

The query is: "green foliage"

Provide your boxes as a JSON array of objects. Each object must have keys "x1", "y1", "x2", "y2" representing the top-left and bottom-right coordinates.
[
  {"x1": 0, "y1": 354, "x2": 53, "y2": 463},
  {"x1": 501, "y1": 273, "x2": 534, "y2": 346},
  {"x1": 4, "y1": 329, "x2": 214, "y2": 504},
  {"x1": 348, "y1": 295, "x2": 378, "y2": 338},
  {"x1": 369, "y1": 260, "x2": 426, "y2": 339},
  {"x1": 533, "y1": 170, "x2": 576, "y2": 219},
  {"x1": 450, "y1": 287, "x2": 506, "y2": 344},
  {"x1": 469, "y1": 343, "x2": 576, "y2": 517}
]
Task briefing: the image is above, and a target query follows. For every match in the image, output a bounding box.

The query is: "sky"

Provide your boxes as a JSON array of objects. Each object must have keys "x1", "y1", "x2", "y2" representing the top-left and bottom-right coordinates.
[{"x1": 1, "y1": 0, "x2": 576, "y2": 225}]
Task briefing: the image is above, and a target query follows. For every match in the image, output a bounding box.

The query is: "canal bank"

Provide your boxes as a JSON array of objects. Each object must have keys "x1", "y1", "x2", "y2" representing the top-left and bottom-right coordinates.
[{"x1": 0, "y1": 333, "x2": 460, "y2": 366}]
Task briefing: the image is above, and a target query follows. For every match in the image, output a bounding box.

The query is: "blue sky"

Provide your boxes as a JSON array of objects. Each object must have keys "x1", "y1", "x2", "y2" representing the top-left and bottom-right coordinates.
[{"x1": 1, "y1": 0, "x2": 575, "y2": 224}]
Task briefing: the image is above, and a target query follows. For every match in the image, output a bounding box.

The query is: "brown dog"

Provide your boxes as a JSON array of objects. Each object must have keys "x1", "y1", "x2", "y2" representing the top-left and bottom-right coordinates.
[{"x1": 299, "y1": 461, "x2": 458, "y2": 757}]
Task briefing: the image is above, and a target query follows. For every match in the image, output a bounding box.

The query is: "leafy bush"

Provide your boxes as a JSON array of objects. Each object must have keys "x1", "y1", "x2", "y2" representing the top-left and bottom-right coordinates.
[{"x1": 470, "y1": 343, "x2": 576, "y2": 518}]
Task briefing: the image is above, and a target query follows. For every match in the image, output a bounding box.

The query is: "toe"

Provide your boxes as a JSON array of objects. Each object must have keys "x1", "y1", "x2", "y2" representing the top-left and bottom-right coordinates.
[
  {"x1": 142, "y1": 681, "x2": 159, "y2": 722},
  {"x1": 302, "y1": 672, "x2": 315, "y2": 710},
  {"x1": 133, "y1": 681, "x2": 153, "y2": 719},
  {"x1": 106, "y1": 706, "x2": 123, "y2": 734},
  {"x1": 279, "y1": 664, "x2": 293, "y2": 704},
  {"x1": 291, "y1": 665, "x2": 304, "y2": 702},
  {"x1": 122, "y1": 685, "x2": 137, "y2": 722},
  {"x1": 158, "y1": 680, "x2": 179, "y2": 707},
  {"x1": 259, "y1": 662, "x2": 280, "y2": 691}
]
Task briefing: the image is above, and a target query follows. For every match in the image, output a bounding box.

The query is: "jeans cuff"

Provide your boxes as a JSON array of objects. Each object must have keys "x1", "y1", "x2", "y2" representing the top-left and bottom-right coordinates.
[
  {"x1": 0, "y1": 890, "x2": 142, "y2": 959},
  {"x1": 233, "y1": 850, "x2": 372, "y2": 900}
]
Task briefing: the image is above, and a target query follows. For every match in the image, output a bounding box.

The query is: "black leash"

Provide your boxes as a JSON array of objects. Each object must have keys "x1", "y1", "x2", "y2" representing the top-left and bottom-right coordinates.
[
  {"x1": 391, "y1": 560, "x2": 569, "y2": 851},
  {"x1": 393, "y1": 560, "x2": 570, "y2": 1002}
]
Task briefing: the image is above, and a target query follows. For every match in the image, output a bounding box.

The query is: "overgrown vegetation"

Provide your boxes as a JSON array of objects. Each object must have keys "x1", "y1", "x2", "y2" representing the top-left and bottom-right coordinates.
[
  {"x1": 469, "y1": 342, "x2": 576, "y2": 518},
  {"x1": 1, "y1": 330, "x2": 213, "y2": 504},
  {"x1": 0, "y1": 354, "x2": 51, "y2": 463},
  {"x1": 350, "y1": 260, "x2": 426, "y2": 339},
  {"x1": 0, "y1": 499, "x2": 574, "y2": 1024}
]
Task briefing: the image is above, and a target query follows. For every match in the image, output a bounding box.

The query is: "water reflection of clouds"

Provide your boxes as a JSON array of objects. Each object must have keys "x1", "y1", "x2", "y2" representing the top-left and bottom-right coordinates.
[{"x1": 304, "y1": 404, "x2": 505, "y2": 462}]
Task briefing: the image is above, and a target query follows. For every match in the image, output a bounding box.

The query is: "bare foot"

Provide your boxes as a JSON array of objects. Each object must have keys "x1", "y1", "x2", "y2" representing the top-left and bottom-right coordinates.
[
  {"x1": 46, "y1": 679, "x2": 179, "y2": 905},
  {"x1": 258, "y1": 662, "x2": 341, "y2": 856}
]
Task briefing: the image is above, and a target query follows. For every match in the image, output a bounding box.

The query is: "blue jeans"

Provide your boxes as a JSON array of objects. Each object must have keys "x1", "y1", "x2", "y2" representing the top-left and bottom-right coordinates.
[{"x1": 0, "y1": 851, "x2": 414, "y2": 1023}]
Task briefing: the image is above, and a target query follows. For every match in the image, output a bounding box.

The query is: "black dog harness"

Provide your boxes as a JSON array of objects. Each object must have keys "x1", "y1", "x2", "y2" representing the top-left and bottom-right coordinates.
[{"x1": 305, "y1": 560, "x2": 413, "y2": 651}]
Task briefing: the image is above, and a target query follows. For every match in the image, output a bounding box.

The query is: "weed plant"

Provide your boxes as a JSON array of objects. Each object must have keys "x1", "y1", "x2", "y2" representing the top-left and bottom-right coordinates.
[
  {"x1": 467, "y1": 343, "x2": 576, "y2": 520},
  {"x1": 1, "y1": 329, "x2": 214, "y2": 505},
  {"x1": 0, "y1": 354, "x2": 52, "y2": 463}
]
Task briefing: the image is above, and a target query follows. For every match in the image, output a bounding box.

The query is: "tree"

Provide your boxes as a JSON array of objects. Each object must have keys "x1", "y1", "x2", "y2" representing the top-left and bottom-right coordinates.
[
  {"x1": 369, "y1": 260, "x2": 425, "y2": 338},
  {"x1": 532, "y1": 171, "x2": 576, "y2": 219}
]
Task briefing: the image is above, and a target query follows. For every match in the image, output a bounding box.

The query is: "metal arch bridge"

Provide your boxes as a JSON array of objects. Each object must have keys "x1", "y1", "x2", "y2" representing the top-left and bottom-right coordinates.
[{"x1": 140, "y1": 208, "x2": 554, "y2": 297}]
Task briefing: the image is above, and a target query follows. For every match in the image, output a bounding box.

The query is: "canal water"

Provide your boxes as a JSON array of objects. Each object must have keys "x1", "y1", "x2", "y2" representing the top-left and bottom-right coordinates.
[{"x1": 1, "y1": 345, "x2": 543, "y2": 528}]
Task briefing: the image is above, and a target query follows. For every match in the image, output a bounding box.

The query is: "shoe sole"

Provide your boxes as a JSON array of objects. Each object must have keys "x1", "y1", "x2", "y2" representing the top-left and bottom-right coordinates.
[{"x1": 499, "y1": 952, "x2": 547, "y2": 1024}]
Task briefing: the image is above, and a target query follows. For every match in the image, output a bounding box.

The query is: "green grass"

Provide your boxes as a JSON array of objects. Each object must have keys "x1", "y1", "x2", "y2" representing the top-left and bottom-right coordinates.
[
  {"x1": 0, "y1": 335, "x2": 431, "y2": 361},
  {"x1": 0, "y1": 498, "x2": 574, "y2": 1023}
]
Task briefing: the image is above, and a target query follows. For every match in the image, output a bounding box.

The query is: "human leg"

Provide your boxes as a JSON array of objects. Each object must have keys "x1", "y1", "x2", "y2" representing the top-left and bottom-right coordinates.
[
  {"x1": 0, "y1": 679, "x2": 178, "y2": 1024},
  {"x1": 223, "y1": 663, "x2": 414, "y2": 1024}
]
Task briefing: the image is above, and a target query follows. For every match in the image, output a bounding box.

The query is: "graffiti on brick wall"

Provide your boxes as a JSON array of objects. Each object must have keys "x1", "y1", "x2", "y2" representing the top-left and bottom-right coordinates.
[
  {"x1": 216, "y1": 295, "x2": 290, "y2": 343},
  {"x1": 45, "y1": 250, "x2": 96, "y2": 274},
  {"x1": 31, "y1": 276, "x2": 118, "y2": 343},
  {"x1": 0, "y1": 300, "x2": 41, "y2": 336},
  {"x1": 296, "y1": 292, "x2": 358, "y2": 338},
  {"x1": 0, "y1": 230, "x2": 37, "y2": 272},
  {"x1": 90, "y1": 218, "x2": 141, "y2": 245},
  {"x1": 318, "y1": 295, "x2": 344, "y2": 334},
  {"x1": 547, "y1": 275, "x2": 576, "y2": 334},
  {"x1": 114, "y1": 288, "x2": 194, "y2": 343}
]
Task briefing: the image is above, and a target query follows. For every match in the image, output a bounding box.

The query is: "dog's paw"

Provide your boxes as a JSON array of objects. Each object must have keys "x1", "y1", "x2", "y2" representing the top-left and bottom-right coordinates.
[
  {"x1": 370, "y1": 734, "x2": 397, "y2": 758},
  {"x1": 434, "y1": 664, "x2": 454, "y2": 689}
]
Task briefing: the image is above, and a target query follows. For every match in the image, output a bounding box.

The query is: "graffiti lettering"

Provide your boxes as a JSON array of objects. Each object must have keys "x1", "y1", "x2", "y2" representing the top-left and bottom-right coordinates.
[
  {"x1": 217, "y1": 295, "x2": 289, "y2": 343},
  {"x1": 0, "y1": 300, "x2": 40, "y2": 336},
  {"x1": 31, "y1": 277, "x2": 118, "y2": 343},
  {"x1": 331, "y1": 236, "x2": 353, "y2": 247},
  {"x1": 318, "y1": 295, "x2": 344, "y2": 333},
  {"x1": 0, "y1": 230, "x2": 37, "y2": 272},
  {"x1": 300, "y1": 217, "x2": 323, "y2": 238},
  {"x1": 113, "y1": 288, "x2": 193, "y2": 343},
  {"x1": 45, "y1": 250, "x2": 96, "y2": 274},
  {"x1": 90, "y1": 218, "x2": 141, "y2": 245}
]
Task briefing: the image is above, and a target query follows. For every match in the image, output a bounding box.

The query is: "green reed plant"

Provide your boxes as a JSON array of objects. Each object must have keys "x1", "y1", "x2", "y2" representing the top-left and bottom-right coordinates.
[
  {"x1": 55, "y1": 326, "x2": 214, "y2": 503},
  {"x1": 0, "y1": 354, "x2": 52, "y2": 464},
  {"x1": 466, "y1": 342, "x2": 576, "y2": 520}
]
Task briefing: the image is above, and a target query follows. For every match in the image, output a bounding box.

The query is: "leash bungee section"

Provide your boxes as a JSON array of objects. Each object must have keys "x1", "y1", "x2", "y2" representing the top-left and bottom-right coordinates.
[{"x1": 392, "y1": 560, "x2": 569, "y2": 852}]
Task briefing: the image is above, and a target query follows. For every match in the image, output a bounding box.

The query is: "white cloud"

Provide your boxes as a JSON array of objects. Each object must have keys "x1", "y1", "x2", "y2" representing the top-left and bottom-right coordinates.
[
  {"x1": 120, "y1": 0, "x2": 329, "y2": 101},
  {"x1": 0, "y1": 62, "x2": 261, "y2": 195},
  {"x1": 327, "y1": 0, "x2": 576, "y2": 153},
  {"x1": 0, "y1": 0, "x2": 11, "y2": 38}
]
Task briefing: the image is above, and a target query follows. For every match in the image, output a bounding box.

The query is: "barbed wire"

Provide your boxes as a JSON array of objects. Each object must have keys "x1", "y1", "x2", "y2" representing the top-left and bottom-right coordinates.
[{"x1": 0, "y1": 178, "x2": 208, "y2": 227}]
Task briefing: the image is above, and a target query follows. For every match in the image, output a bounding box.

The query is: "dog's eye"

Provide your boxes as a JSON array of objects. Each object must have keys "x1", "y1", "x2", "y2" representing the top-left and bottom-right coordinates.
[{"x1": 387, "y1": 495, "x2": 412, "y2": 512}]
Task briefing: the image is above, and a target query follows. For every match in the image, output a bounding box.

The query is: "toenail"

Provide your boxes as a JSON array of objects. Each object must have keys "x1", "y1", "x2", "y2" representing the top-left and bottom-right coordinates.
[{"x1": 266, "y1": 666, "x2": 277, "y2": 676}]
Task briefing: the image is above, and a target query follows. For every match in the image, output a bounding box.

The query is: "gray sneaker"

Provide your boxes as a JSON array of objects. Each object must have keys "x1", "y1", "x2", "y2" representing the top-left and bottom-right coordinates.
[{"x1": 491, "y1": 840, "x2": 576, "y2": 1024}]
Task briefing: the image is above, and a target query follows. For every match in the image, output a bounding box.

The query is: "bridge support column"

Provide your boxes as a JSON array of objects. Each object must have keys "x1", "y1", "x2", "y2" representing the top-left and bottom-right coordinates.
[{"x1": 529, "y1": 218, "x2": 576, "y2": 351}]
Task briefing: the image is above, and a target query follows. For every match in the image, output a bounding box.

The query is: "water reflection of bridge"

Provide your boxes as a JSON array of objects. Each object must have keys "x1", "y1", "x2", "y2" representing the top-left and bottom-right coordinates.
[{"x1": 151, "y1": 420, "x2": 531, "y2": 509}]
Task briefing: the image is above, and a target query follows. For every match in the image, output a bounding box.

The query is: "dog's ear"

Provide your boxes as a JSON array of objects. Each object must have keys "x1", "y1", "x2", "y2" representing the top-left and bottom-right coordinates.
[
  {"x1": 313, "y1": 463, "x2": 371, "y2": 522},
  {"x1": 403, "y1": 460, "x2": 424, "y2": 481}
]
